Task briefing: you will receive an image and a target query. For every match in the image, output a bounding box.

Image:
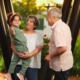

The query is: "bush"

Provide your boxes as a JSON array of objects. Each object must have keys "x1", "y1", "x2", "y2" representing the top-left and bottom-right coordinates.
[
  {"x1": 72, "y1": 35, "x2": 80, "y2": 75},
  {"x1": 0, "y1": 57, "x2": 5, "y2": 72},
  {"x1": 41, "y1": 37, "x2": 50, "y2": 60},
  {"x1": 20, "y1": 18, "x2": 26, "y2": 29},
  {"x1": 0, "y1": 48, "x2": 5, "y2": 72}
]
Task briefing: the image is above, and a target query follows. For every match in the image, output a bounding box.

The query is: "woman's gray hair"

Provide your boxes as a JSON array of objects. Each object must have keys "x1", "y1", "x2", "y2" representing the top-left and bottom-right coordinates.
[{"x1": 48, "y1": 7, "x2": 62, "y2": 19}]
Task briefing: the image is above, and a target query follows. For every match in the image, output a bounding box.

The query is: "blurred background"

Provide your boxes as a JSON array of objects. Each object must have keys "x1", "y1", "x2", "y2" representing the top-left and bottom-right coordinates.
[{"x1": 0, "y1": 0, "x2": 80, "y2": 80}]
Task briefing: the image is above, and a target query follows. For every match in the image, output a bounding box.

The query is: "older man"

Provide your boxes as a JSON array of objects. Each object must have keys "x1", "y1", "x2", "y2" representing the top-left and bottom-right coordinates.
[{"x1": 45, "y1": 7, "x2": 73, "y2": 80}]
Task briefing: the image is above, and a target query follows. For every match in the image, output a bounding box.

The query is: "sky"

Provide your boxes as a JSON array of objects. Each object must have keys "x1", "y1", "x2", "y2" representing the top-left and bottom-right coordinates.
[
  {"x1": 36, "y1": 0, "x2": 64, "y2": 6},
  {"x1": 12, "y1": 0, "x2": 64, "y2": 6},
  {"x1": 36, "y1": 0, "x2": 50, "y2": 6}
]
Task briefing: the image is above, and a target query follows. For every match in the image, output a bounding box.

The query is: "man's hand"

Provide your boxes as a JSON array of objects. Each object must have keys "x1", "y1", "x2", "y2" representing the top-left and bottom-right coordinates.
[{"x1": 45, "y1": 54, "x2": 52, "y2": 61}]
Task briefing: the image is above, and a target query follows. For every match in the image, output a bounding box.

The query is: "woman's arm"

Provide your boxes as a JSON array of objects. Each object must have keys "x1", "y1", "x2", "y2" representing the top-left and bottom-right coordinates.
[
  {"x1": 30, "y1": 45, "x2": 43, "y2": 57},
  {"x1": 20, "y1": 45, "x2": 43, "y2": 58}
]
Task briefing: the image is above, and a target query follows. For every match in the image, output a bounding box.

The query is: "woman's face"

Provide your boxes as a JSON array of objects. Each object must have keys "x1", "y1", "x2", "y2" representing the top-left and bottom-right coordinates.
[
  {"x1": 26, "y1": 18, "x2": 35, "y2": 30},
  {"x1": 11, "y1": 16, "x2": 21, "y2": 27}
]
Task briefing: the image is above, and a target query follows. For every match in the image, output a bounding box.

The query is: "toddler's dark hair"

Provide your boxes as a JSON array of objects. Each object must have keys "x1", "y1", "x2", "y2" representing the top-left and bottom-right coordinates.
[{"x1": 7, "y1": 12, "x2": 21, "y2": 26}]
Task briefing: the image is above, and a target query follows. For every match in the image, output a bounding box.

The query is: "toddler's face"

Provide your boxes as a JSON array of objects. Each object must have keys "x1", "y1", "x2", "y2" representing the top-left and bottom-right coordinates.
[{"x1": 12, "y1": 16, "x2": 21, "y2": 27}]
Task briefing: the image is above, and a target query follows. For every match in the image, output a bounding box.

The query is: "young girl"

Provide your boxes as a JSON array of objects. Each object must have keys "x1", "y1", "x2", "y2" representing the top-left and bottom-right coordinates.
[
  {"x1": 14, "y1": 15, "x2": 43, "y2": 80},
  {"x1": 5, "y1": 13, "x2": 31, "y2": 80}
]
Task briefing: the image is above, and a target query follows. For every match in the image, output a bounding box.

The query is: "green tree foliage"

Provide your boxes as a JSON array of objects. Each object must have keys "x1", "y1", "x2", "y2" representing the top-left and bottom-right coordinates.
[
  {"x1": 20, "y1": 18, "x2": 26, "y2": 29},
  {"x1": 0, "y1": 47, "x2": 5, "y2": 72},
  {"x1": 12, "y1": 0, "x2": 38, "y2": 17},
  {"x1": 42, "y1": 36, "x2": 50, "y2": 60},
  {"x1": 72, "y1": 35, "x2": 80, "y2": 75}
]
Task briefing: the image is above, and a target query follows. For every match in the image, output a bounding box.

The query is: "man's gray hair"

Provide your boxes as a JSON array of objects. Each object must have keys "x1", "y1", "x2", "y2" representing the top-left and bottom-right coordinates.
[{"x1": 48, "y1": 7, "x2": 62, "y2": 19}]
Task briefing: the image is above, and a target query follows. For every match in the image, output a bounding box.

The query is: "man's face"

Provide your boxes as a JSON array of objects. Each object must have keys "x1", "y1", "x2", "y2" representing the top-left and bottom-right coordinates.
[{"x1": 46, "y1": 12, "x2": 55, "y2": 26}]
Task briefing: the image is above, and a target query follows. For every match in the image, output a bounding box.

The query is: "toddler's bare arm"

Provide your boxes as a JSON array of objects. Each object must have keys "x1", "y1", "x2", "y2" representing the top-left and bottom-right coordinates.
[{"x1": 10, "y1": 27, "x2": 15, "y2": 35}]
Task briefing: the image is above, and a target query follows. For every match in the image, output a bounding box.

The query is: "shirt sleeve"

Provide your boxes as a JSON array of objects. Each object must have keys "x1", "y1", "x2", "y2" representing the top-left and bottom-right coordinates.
[
  {"x1": 36, "y1": 33, "x2": 43, "y2": 46},
  {"x1": 53, "y1": 29, "x2": 67, "y2": 47}
]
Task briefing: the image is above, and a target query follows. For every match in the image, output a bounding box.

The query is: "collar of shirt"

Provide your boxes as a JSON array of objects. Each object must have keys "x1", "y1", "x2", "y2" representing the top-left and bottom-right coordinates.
[{"x1": 51, "y1": 19, "x2": 62, "y2": 29}]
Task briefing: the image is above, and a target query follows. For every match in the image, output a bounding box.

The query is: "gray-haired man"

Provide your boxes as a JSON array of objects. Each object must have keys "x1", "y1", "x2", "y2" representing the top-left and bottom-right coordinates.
[{"x1": 45, "y1": 7, "x2": 73, "y2": 80}]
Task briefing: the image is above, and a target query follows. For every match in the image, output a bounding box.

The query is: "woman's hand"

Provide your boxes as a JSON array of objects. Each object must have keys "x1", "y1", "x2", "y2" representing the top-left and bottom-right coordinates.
[
  {"x1": 16, "y1": 52, "x2": 24, "y2": 57},
  {"x1": 19, "y1": 52, "x2": 32, "y2": 58}
]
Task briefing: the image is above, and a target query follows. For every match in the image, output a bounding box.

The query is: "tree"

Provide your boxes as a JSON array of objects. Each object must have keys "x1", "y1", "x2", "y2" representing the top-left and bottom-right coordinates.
[{"x1": 12, "y1": 0, "x2": 38, "y2": 17}]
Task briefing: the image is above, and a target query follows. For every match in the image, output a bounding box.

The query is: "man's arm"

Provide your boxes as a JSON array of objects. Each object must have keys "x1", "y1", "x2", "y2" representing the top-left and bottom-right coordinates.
[
  {"x1": 45, "y1": 46, "x2": 67, "y2": 61},
  {"x1": 51, "y1": 46, "x2": 67, "y2": 57}
]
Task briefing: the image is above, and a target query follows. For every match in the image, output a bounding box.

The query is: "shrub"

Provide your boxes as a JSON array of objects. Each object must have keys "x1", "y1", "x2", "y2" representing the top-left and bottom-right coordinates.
[
  {"x1": 72, "y1": 36, "x2": 80, "y2": 75},
  {"x1": 41, "y1": 36, "x2": 50, "y2": 60},
  {"x1": 0, "y1": 48, "x2": 5, "y2": 72},
  {"x1": 20, "y1": 18, "x2": 26, "y2": 29}
]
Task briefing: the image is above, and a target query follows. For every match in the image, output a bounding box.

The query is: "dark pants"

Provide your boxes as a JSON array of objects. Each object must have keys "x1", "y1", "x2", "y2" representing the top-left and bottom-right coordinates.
[
  {"x1": 54, "y1": 69, "x2": 70, "y2": 80},
  {"x1": 25, "y1": 67, "x2": 38, "y2": 80},
  {"x1": 14, "y1": 65, "x2": 22, "y2": 80},
  {"x1": 8, "y1": 54, "x2": 31, "y2": 75},
  {"x1": 14, "y1": 65, "x2": 38, "y2": 80}
]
